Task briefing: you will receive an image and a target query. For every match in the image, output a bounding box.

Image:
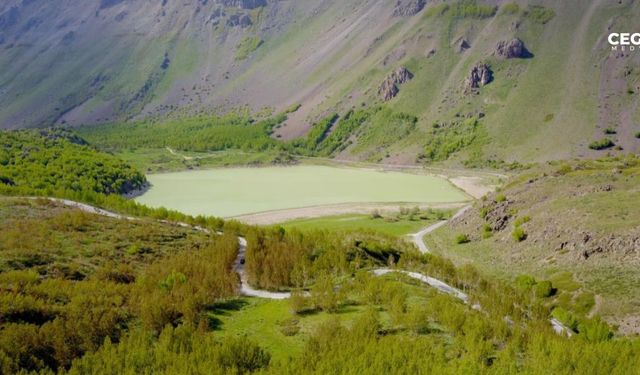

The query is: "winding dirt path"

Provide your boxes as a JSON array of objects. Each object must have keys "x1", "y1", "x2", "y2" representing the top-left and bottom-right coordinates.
[
  {"x1": 39, "y1": 197, "x2": 572, "y2": 336},
  {"x1": 234, "y1": 237, "x2": 292, "y2": 300},
  {"x1": 409, "y1": 205, "x2": 471, "y2": 253}
]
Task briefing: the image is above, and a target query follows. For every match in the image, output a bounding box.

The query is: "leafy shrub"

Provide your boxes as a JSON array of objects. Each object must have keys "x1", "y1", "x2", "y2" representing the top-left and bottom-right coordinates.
[
  {"x1": 543, "y1": 113, "x2": 555, "y2": 122},
  {"x1": 578, "y1": 317, "x2": 613, "y2": 342},
  {"x1": 574, "y1": 292, "x2": 596, "y2": 314},
  {"x1": 552, "y1": 307, "x2": 579, "y2": 331},
  {"x1": 285, "y1": 103, "x2": 302, "y2": 113},
  {"x1": 635, "y1": 132, "x2": 640, "y2": 139},
  {"x1": 481, "y1": 224, "x2": 493, "y2": 239},
  {"x1": 515, "y1": 275, "x2": 537, "y2": 291},
  {"x1": 451, "y1": 0, "x2": 497, "y2": 18},
  {"x1": 514, "y1": 216, "x2": 530, "y2": 227},
  {"x1": 512, "y1": 226, "x2": 527, "y2": 242},
  {"x1": 604, "y1": 127, "x2": 617, "y2": 135},
  {"x1": 289, "y1": 289, "x2": 311, "y2": 314},
  {"x1": 455, "y1": 233, "x2": 470, "y2": 244},
  {"x1": 555, "y1": 164, "x2": 572, "y2": 176},
  {"x1": 495, "y1": 193, "x2": 506, "y2": 203},
  {"x1": 526, "y1": 5, "x2": 555, "y2": 24},
  {"x1": 589, "y1": 138, "x2": 615, "y2": 150},
  {"x1": 479, "y1": 207, "x2": 489, "y2": 219},
  {"x1": 534, "y1": 280, "x2": 555, "y2": 298}
]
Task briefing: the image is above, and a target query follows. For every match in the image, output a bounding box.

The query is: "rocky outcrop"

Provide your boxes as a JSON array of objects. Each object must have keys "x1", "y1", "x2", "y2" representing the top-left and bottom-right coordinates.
[
  {"x1": 556, "y1": 231, "x2": 640, "y2": 260},
  {"x1": 392, "y1": 0, "x2": 427, "y2": 17},
  {"x1": 217, "y1": 0, "x2": 267, "y2": 9},
  {"x1": 495, "y1": 38, "x2": 531, "y2": 59},
  {"x1": 454, "y1": 38, "x2": 470, "y2": 53},
  {"x1": 465, "y1": 63, "x2": 493, "y2": 91},
  {"x1": 378, "y1": 67, "x2": 414, "y2": 101},
  {"x1": 227, "y1": 13, "x2": 252, "y2": 27}
]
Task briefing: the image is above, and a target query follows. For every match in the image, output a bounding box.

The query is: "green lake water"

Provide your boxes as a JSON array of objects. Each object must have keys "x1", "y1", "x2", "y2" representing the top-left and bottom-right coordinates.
[{"x1": 135, "y1": 165, "x2": 468, "y2": 217}]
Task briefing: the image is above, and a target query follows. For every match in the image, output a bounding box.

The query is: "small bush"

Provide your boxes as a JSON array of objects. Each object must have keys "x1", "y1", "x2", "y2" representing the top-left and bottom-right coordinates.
[
  {"x1": 604, "y1": 127, "x2": 617, "y2": 135},
  {"x1": 543, "y1": 113, "x2": 555, "y2": 122},
  {"x1": 481, "y1": 224, "x2": 492, "y2": 239},
  {"x1": 552, "y1": 307, "x2": 578, "y2": 331},
  {"x1": 285, "y1": 103, "x2": 302, "y2": 114},
  {"x1": 512, "y1": 226, "x2": 527, "y2": 242},
  {"x1": 526, "y1": 5, "x2": 555, "y2": 24},
  {"x1": 479, "y1": 207, "x2": 489, "y2": 219},
  {"x1": 578, "y1": 317, "x2": 613, "y2": 342},
  {"x1": 495, "y1": 193, "x2": 507, "y2": 203},
  {"x1": 514, "y1": 216, "x2": 531, "y2": 227},
  {"x1": 534, "y1": 280, "x2": 555, "y2": 298},
  {"x1": 515, "y1": 275, "x2": 537, "y2": 291},
  {"x1": 589, "y1": 138, "x2": 615, "y2": 150},
  {"x1": 455, "y1": 233, "x2": 470, "y2": 244},
  {"x1": 500, "y1": 3, "x2": 520, "y2": 15},
  {"x1": 555, "y1": 164, "x2": 572, "y2": 176},
  {"x1": 635, "y1": 132, "x2": 640, "y2": 139}
]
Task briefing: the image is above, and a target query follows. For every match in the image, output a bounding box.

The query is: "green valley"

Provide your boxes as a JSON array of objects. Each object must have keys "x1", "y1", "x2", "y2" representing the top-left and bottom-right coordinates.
[{"x1": 2, "y1": 0, "x2": 640, "y2": 374}]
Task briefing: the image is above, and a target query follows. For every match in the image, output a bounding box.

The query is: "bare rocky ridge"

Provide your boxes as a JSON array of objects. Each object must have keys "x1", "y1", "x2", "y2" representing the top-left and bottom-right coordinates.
[
  {"x1": 495, "y1": 38, "x2": 531, "y2": 59},
  {"x1": 378, "y1": 67, "x2": 414, "y2": 101},
  {"x1": 465, "y1": 63, "x2": 493, "y2": 92}
]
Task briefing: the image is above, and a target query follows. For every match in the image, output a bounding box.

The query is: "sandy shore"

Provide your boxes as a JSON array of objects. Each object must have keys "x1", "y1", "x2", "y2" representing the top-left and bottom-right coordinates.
[{"x1": 231, "y1": 201, "x2": 468, "y2": 225}]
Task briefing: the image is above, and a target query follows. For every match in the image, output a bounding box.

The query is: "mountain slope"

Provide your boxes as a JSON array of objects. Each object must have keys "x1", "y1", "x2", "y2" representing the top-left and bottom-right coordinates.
[{"x1": 1, "y1": 0, "x2": 639, "y2": 164}]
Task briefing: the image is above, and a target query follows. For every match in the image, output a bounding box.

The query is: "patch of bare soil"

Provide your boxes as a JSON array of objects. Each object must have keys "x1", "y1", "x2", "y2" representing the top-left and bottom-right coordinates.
[
  {"x1": 449, "y1": 176, "x2": 496, "y2": 199},
  {"x1": 615, "y1": 315, "x2": 640, "y2": 335}
]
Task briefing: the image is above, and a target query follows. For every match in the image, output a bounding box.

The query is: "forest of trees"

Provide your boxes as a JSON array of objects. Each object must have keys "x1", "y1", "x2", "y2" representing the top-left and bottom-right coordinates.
[
  {"x1": 0, "y1": 199, "x2": 241, "y2": 374},
  {"x1": 77, "y1": 113, "x2": 283, "y2": 153},
  {"x1": 0, "y1": 129, "x2": 146, "y2": 196},
  {"x1": 1, "y1": 128, "x2": 640, "y2": 374}
]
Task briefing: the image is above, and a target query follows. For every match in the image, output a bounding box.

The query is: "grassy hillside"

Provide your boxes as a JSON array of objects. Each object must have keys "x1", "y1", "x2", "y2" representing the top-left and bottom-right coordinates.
[
  {"x1": 0, "y1": 134, "x2": 639, "y2": 372},
  {"x1": 2, "y1": 0, "x2": 640, "y2": 165},
  {"x1": 424, "y1": 155, "x2": 640, "y2": 333},
  {"x1": 2, "y1": 197, "x2": 640, "y2": 374}
]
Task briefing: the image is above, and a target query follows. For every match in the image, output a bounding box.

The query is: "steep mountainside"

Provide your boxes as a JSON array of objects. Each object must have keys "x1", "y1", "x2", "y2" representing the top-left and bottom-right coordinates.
[{"x1": 1, "y1": 0, "x2": 640, "y2": 163}]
